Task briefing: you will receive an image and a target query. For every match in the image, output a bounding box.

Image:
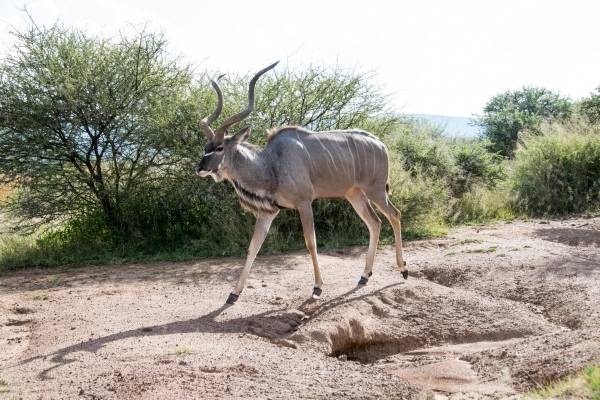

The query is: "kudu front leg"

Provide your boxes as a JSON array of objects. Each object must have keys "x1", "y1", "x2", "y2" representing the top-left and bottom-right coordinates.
[
  {"x1": 297, "y1": 203, "x2": 324, "y2": 299},
  {"x1": 227, "y1": 212, "x2": 278, "y2": 305}
]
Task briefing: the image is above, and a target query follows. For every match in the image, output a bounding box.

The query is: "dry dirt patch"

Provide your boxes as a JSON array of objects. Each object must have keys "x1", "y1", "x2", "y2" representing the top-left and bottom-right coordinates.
[{"x1": 0, "y1": 218, "x2": 599, "y2": 399}]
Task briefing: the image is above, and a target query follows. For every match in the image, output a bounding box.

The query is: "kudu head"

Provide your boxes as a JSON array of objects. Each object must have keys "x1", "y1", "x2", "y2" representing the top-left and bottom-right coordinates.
[{"x1": 196, "y1": 61, "x2": 279, "y2": 182}]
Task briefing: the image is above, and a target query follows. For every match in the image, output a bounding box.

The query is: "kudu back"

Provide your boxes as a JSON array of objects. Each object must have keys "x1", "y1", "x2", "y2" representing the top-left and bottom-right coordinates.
[{"x1": 196, "y1": 62, "x2": 407, "y2": 304}]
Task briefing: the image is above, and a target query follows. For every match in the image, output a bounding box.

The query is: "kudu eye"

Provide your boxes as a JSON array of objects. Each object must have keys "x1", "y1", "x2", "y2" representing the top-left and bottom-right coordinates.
[{"x1": 216, "y1": 146, "x2": 224, "y2": 152}]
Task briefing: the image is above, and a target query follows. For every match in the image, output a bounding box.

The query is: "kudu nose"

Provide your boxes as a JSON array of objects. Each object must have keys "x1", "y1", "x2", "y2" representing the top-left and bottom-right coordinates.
[{"x1": 196, "y1": 159, "x2": 205, "y2": 175}]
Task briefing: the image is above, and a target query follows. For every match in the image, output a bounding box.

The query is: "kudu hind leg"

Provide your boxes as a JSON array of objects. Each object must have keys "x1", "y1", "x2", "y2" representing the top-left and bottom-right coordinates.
[
  {"x1": 228, "y1": 212, "x2": 278, "y2": 304},
  {"x1": 367, "y1": 190, "x2": 408, "y2": 279},
  {"x1": 298, "y1": 203, "x2": 324, "y2": 298},
  {"x1": 346, "y1": 189, "x2": 381, "y2": 285}
]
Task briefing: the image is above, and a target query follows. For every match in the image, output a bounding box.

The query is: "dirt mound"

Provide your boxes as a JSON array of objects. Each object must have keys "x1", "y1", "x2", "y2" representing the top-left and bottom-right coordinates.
[
  {"x1": 1, "y1": 218, "x2": 599, "y2": 399},
  {"x1": 287, "y1": 282, "x2": 558, "y2": 364}
]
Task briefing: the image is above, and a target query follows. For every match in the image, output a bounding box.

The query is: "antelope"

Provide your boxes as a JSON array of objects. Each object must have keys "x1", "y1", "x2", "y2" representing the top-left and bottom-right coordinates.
[{"x1": 197, "y1": 62, "x2": 407, "y2": 305}]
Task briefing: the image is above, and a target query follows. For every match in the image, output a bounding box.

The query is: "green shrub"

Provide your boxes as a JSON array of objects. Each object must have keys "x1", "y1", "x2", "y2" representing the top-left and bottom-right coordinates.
[
  {"x1": 450, "y1": 140, "x2": 506, "y2": 196},
  {"x1": 387, "y1": 152, "x2": 449, "y2": 230},
  {"x1": 512, "y1": 123, "x2": 600, "y2": 215},
  {"x1": 385, "y1": 120, "x2": 456, "y2": 181},
  {"x1": 450, "y1": 183, "x2": 514, "y2": 224},
  {"x1": 0, "y1": 154, "x2": 451, "y2": 269}
]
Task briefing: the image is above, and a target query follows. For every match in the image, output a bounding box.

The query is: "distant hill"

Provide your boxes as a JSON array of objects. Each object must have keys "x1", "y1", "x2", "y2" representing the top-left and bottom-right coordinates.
[{"x1": 409, "y1": 114, "x2": 482, "y2": 138}]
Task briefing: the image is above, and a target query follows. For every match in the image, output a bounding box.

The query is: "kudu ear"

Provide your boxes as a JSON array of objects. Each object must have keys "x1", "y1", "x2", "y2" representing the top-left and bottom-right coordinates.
[{"x1": 233, "y1": 126, "x2": 251, "y2": 143}]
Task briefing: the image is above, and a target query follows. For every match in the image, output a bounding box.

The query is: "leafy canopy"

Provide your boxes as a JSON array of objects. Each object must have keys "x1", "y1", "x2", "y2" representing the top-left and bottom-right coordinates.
[
  {"x1": 477, "y1": 87, "x2": 572, "y2": 157},
  {"x1": 0, "y1": 22, "x2": 200, "y2": 232}
]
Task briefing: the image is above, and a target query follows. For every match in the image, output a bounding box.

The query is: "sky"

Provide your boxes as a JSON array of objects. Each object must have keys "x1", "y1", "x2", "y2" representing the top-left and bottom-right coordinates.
[{"x1": 0, "y1": 0, "x2": 599, "y2": 117}]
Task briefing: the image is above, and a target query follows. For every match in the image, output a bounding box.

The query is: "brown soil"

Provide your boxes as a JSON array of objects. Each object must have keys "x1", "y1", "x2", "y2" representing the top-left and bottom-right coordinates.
[{"x1": 1, "y1": 218, "x2": 599, "y2": 399}]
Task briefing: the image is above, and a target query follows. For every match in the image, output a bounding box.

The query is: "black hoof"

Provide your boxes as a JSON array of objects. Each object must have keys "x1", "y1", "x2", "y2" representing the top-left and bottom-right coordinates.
[
  {"x1": 225, "y1": 292, "x2": 239, "y2": 305},
  {"x1": 402, "y1": 270, "x2": 408, "y2": 280},
  {"x1": 358, "y1": 272, "x2": 373, "y2": 286},
  {"x1": 312, "y1": 287, "x2": 322, "y2": 298}
]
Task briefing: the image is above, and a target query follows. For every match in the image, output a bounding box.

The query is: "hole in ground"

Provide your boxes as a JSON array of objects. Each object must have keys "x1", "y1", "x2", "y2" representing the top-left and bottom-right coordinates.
[
  {"x1": 328, "y1": 318, "x2": 424, "y2": 363},
  {"x1": 330, "y1": 336, "x2": 423, "y2": 363},
  {"x1": 418, "y1": 267, "x2": 473, "y2": 287},
  {"x1": 328, "y1": 318, "x2": 529, "y2": 364}
]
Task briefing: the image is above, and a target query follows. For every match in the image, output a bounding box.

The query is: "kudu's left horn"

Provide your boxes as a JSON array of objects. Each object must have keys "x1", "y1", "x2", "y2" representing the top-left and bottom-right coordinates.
[{"x1": 200, "y1": 74, "x2": 225, "y2": 141}]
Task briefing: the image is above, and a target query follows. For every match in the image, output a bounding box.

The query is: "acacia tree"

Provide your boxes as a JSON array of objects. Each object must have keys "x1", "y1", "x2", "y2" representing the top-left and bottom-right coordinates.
[
  {"x1": 477, "y1": 87, "x2": 572, "y2": 157},
  {"x1": 0, "y1": 22, "x2": 201, "y2": 232}
]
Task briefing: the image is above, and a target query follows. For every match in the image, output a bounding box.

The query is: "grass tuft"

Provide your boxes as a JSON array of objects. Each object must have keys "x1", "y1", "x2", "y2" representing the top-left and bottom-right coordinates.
[
  {"x1": 527, "y1": 365, "x2": 600, "y2": 400},
  {"x1": 0, "y1": 377, "x2": 8, "y2": 393},
  {"x1": 464, "y1": 246, "x2": 497, "y2": 254},
  {"x1": 174, "y1": 347, "x2": 193, "y2": 357},
  {"x1": 460, "y1": 238, "x2": 483, "y2": 245}
]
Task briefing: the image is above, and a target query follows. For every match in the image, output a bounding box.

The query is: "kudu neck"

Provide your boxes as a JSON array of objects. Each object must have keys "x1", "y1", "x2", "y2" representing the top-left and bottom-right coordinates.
[{"x1": 226, "y1": 144, "x2": 274, "y2": 191}]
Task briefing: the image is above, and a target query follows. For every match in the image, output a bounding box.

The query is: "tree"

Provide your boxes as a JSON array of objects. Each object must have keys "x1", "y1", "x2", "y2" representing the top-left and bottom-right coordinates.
[
  {"x1": 579, "y1": 86, "x2": 600, "y2": 124},
  {"x1": 0, "y1": 22, "x2": 200, "y2": 233},
  {"x1": 477, "y1": 87, "x2": 572, "y2": 157},
  {"x1": 0, "y1": 19, "x2": 399, "y2": 252},
  {"x1": 200, "y1": 65, "x2": 397, "y2": 147}
]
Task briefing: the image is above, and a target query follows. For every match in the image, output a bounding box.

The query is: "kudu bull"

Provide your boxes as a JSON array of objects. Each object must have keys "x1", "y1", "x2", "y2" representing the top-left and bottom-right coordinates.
[{"x1": 197, "y1": 62, "x2": 407, "y2": 305}]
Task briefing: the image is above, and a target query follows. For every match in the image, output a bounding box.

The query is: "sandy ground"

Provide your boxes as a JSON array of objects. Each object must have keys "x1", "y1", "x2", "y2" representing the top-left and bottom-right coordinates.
[{"x1": 1, "y1": 218, "x2": 599, "y2": 399}]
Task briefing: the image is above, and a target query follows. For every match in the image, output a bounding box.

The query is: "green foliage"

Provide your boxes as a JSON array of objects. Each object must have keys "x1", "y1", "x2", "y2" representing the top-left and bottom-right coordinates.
[
  {"x1": 450, "y1": 183, "x2": 514, "y2": 223},
  {"x1": 0, "y1": 22, "x2": 201, "y2": 232},
  {"x1": 512, "y1": 122, "x2": 600, "y2": 215},
  {"x1": 0, "y1": 22, "x2": 514, "y2": 270},
  {"x1": 579, "y1": 86, "x2": 600, "y2": 125},
  {"x1": 385, "y1": 122, "x2": 506, "y2": 196},
  {"x1": 477, "y1": 87, "x2": 573, "y2": 157},
  {"x1": 249, "y1": 65, "x2": 397, "y2": 138},
  {"x1": 527, "y1": 365, "x2": 600, "y2": 400},
  {"x1": 587, "y1": 366, "x2": 600, "y2": 400},
  {"x1": 384, "y1": 121, "x2": 510, "y2": 224},
  {"x1": 450, "y1": 140, "x2": 506, "y2": 195},
  {"x1": 385, "y1": 119, "x2": 456, "y2": 181},
  {"x1": 387, "y1": 151, "x2": 450, "y2": 229}
]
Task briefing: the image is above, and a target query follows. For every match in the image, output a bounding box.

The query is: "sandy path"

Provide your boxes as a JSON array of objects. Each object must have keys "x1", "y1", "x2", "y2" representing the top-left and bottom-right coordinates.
[{"x1": 1, "y1": 218, "x2": 599, "y2": 399}]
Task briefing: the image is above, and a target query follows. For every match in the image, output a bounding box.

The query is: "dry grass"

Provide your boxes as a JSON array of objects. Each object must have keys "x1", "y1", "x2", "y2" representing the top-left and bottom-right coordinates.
[
  {"x1": 0, "y1": 182, "x2": 12, "y2": 201},
  {"x1": 173, "y1": 347, "x2": 193, "y2": 357}
]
